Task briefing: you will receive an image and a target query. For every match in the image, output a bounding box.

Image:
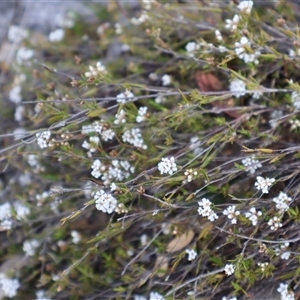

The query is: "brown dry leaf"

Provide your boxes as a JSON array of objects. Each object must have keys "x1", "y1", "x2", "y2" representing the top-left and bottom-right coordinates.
[
  {"x1": 195, "y1": 71, "x2": 242, "y2": 119},
  {"x1": 166, "y1": 229, "x2": 195, "y2": 253},
  {"x1": 153, "y1": 255, "x2": 169, "y2": 277}
]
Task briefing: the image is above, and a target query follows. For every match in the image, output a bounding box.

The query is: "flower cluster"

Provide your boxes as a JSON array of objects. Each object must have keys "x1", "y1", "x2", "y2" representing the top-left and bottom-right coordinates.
[
  {"x1": 277, "y1": 282, "x2": 295, "y2": 300},
  {"x1": 91, "y1": 159, "x2": 135, "y2": 185},
  {"x1": 235, "y1": 36, "x2": 260, "y2": 64},
  {"x1": 291, "y1": 91, "x2": 300, "y2": 109},
  {"x1": 0, "y1": 201, "x2": 30, "y2": 231},
  {"x1": 36, "y1": 290, "x2": 51, "y2": 300},
  {"x1": 189, "y1": 136, "x2": 203, "y2": 156},
  {"x1": 149, "y1": 292, "x2": 164, "y2": 300},
  {"x1": 82, "y1": 121, "x2": 115, "y2": 141},
  {"x1": 257, "y1": 262, "x2": 269, "y2": 272},
  {"x1": 269, "y1": 110, "x2": 283, "y2": 128},
  {"x1": 183, "y1": 169, "x2": 198, "y2": 184},
  {"x1": 241, "y1": 156, "x2": 262, "y2": 174},
  {"x1": 254, "y1": 176, "x2": 275, "y2": 194},
  {"x1": 275, "y1": 242, "x2": 291, "y2": 260},
  {"x1": 36, "y1": 131, "x2": 52, "y2": 149},
  {"x1": 136, "y1": 106, "x2": 148, "y2": 123},
  {"x1": 245, "y1": 207, "x2": 262, "y2": 226},
  {"x1": 117, "y1": 90, "x2": 135, "y2": 103},
  {"x1": 23, "y1": 239, "x2": 40, "y2": 256},
  {"x1": 237, "y1": 0, "x2": 253, "y2": 14},
  {"x1": 131, "y1": 11, "x2": 149, "y2": 25},
  {"x1": 114, "y1": 109, "x2": 126, "y2": 125},
  {"x1": 289, "y1": 119, "x2": 300, "y2": 130},
  {"x1": 197, "y1": 198, "x2": 218, "y2": 221},
  {"x1": 186, "y1": 249, "x2": 197, "y2": 261},
  {"x1": 268, "y1": 216, "x2": 282, "y2": 231},
  {"x1": 0, "y1": 273, "x2": 20, "y2": 298},
  {"x1": 8, "y1": 25, "x2": 28, "y2": 43},
  {"x1": 85, "y1": 61, "x2": 107, "y2": 78},
  {"x1": 224, "y1": 263, "x2": 235, "y2": 276},
  {"x1": 229, "y1": 79, "x2": 246, "y2": 97},
  {"x1": 157, "y1": 157, "x2": 178, "y2": 175},
  {"x1": 82, "y1": 136, "x2": 100, "y2": 156},
  {"x1": 223, "y1": 205, "x2": 240, "y2": 224},
  {"x1": 122, "y1": 128, "x2": 147, "y2": 149},
  {"x1": 272, "y1": 192, "x2": 292, "y2": 213},
  {"x1": 94, "y1": 190, "x2": 118, "y2": 214},
  {"x1": 16, "y1": 47, "x2": 35, "y2": 64},
  {"x1": 225, "y1": 14, "x2": 240, "y2": 32}
]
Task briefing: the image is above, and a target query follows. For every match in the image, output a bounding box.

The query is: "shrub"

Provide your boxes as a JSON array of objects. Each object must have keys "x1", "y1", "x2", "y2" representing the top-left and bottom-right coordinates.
[{"x1": 1, "y1": 1, "x2": 300, "y2": 299}]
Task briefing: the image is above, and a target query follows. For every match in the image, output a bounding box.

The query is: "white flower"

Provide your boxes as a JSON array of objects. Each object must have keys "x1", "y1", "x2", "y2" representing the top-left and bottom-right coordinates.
[
  {"x1": 224, "y1": 263, "x2": 235, "y2": 276},
  {"x1": 122, "y1": 128, "x2": 147, "y2": 149},
  {"x1": 198, "y1": 198, "x2": 218, "y2": 221},
  {"x1": 281, "y1": 251, "x2": 291, "y2": 260},
  {"x1": 115, "y1": 23, "x2": 122, "y2": 34},
  {"x1": 158, "y1": 157, "x2": 178, "y2": 175},
  {"x1": 48, "y1": 28, "x2": 65, "y2": 42},
  {"x1": 245, "y1": 207, "x2": 262, "y2": 226},
  {"x1": 268, "y1": 216, "x2": 282, "y2": 231},
  {"x1": 257, "y1": 262, "x2": 269, "y2": 272},
  {"x1": 277, "y1": 282, "x2": 295, "y2": 300},
  {"x1": 114, "y1": 109, "x2": 126, "y2": 125},
  {"x1": 289, "y1": 48, "x2": 300, "y2": 58},
  {"x1": 289, "y1": 119, "x2": 300, "y2": 130},
  {"x1": 136, "y1": 106, "x2": 148, "y2": 123},
  {"x1": 183, "y1": 169, "x2": 198, "y2": 183},
  {"x1": 186, "y1": 249, "x2": 197, "y2": 261},
  {"x1": 23, "y1": 239, "x2": 40, "y2": 256},
  {"x1": 223, "y1": 205, "x2": 240, "y2": 224},
  {"x1": 229, "y1": 79, "x2": 246, "y2": 97},
  {"x1": 14, "y1": 202, "x2": 30, "y2": 220},
  {"x1": 189, "y1": 136, "x2": 203, "y2": 156},
  {"x1": 215, "y1": 30, "x2": 223, "y2": 41},
  {"x1": 254, "y1": 176, "x2": 275, "y2": 194},
  {"x1": 149, "y1": 292, "x2": 164, "y2": 300},
  {"x1": 94, "y1": 190, "x2": 117, "y2": 214},
  {"x1": 131, "y1": 11, "x2": 149, "y2": 25},
  {"x1": 161, "y1": 74, "x2": 172, "y2": 86},
  {"x1": 0, "y1": 274, "x2": 20, "y2": 298},
  {"x1": 237, "y1": 1, "x2": 254, "y2": 14},
  {"x1": 14, "y1": 105, "x2": 25, "y2": 122},
  {"x1": 36, "y1": 290, "x2": 51, "y2": 300},
  {"x1": 85, "y1": 61, "x2": 107, "y2": 78},
  {"x1": 225, "y1": 14, "x2": 240, "y2": 31},
  {"x1": 9, "y1": 86, "x2": 22, "y2": 103},
  {"x1": 185, "y1": 41, "x2": 200, "y2": 57},
  {"x1": 272, "y1": 192, "x2": 292, "y2": 212},
  {"x1": 291, "y1": 91, "x2": 300, "y2": 109},
  {"x1": 242, "y1": 156, "x2": 262, "y2": 174},
  {"x1": 117, "y1": 90, "x2": 135, "y2": 103},
  {"x1": 234, "y1": 36, "x2": 260, "y2": 64},
  {"x1": 36, "y1": 131, "x2": 52, "y2": 149},
  {"x1": 16, "y1": 47, "x2": 35, "y2": 64},
  {"x1": 140, "y1": 234, "x2": 148, "y2": 246},
  {"x1": 8, "y1": 25, "x2": 28, "y2": 43},
  {"x1": 82, "y1": 136, "x2": 99, "y2": 154},
  {"x1": 269, "y1": 110, "x2": 283, "y2": 128},
  {"x1": 71, "y1": 230, "x2": 81, "y2": 244},
  {"x1": 134, "y1": 296, "x2": 147, "y2": 300},
  {"x1": 91, "y1": 159, "x2": 106, "y2": 179}
]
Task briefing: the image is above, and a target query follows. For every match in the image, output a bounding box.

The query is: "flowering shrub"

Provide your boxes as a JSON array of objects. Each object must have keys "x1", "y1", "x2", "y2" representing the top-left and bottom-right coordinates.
[{"x1": 2, "y1": 1, "x2": 300, "y2": 299}]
